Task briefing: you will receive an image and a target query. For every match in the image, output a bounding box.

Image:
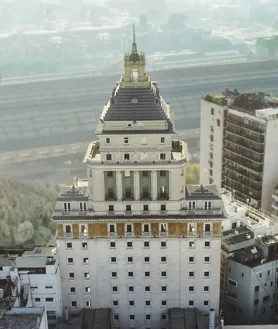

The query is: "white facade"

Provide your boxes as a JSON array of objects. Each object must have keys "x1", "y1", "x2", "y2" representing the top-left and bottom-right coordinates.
[
  {"x1": 12, "y1": 247, "x2": 63, "y2": 323},
  {"x1": 200, "y1": 98, "x2": 226, "y2": 187},
  {"x1": 54, "y1": 38, "x2": 224, "y2": 329},
  {"x1": 200, "y1": 92, "x2": 278, "y2": 212}
]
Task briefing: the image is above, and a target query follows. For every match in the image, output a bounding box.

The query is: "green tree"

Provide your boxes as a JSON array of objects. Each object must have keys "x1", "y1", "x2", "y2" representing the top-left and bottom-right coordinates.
[{"x1": 186, "y1": 163, "x2": 200, "y2": 185}]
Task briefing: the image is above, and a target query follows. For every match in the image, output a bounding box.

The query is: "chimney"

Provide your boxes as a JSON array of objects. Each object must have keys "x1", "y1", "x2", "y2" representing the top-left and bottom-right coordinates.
[
  {"x1": 209, "y1": 309, "x2": 215, "y2": 329},
  {"x1": 64, "y1": 307, "x2": 69, "y2": 322}
]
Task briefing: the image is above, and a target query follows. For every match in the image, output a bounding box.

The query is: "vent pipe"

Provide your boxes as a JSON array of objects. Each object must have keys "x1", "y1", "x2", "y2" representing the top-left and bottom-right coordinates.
[
  {"x1": 209, "y1": 309, "x2": 215, "y2": 329},
  {"x1": 64, "y1": 307, "x2": 69, "y2": 322}
]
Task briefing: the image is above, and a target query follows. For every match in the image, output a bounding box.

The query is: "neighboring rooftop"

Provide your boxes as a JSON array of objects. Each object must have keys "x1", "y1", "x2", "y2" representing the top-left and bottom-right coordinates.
[
  {"x1": 185, "y1": 184, "x2": 221, "y2": 200},
  {"x1": 167, "y1": 308, "x2": 221, "y2": 329},
  {"x1": 0, "y1": 307, "x2": 45, "y2": 329},
  {"x1": 0, "y1": 254, "x2": 13, "y2": 267},
  {"x1": 57, "y1": 186, "x2": 89, "y2": 201},
  {"x1": 55, "y1": 308, "x2": 111, "y2": 329}
]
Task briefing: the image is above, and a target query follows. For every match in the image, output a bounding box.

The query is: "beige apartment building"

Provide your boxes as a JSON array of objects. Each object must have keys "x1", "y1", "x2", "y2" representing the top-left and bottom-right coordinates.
[{"x1": 200, "y1": 89, "x2": 278, "y2": 212}]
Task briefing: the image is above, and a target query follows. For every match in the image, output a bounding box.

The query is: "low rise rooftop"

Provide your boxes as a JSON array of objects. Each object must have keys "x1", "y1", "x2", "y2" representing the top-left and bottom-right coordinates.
[{"x1": 0, "y1": 307, "x2": 45, "y2": 329}]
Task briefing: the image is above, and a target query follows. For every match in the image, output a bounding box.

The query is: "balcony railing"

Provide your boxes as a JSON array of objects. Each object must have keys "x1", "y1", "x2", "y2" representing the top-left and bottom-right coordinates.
[
  {"x1": 226, "y1": 125, "x2": 264, "y2": 144},
  {"x1": 140, "y1": 193, "x2": 152, "y2": 201},
  {"x1": 157, "y1": 193, "x2": 169, "y2": 201},
  {"x1": 125, "y1": 232, "x2": 133, "y2": 237},
  {"x1": 224, "y1": 179, "x2": 261, "y2": 201},
  {"x1": 79, "y1": 232, "x2": 88, "y2": 237},
  {"x1": 159, "y1": 231, "x2": 168, "y2": 237},
  {"x1": 272, "y1": 202, "x2": 278, "y2": 210},
  {"x1": 227, "y1": 118, "x2": 265, "y2": 134},
  {"x1": 188, "y1": 231, "x2": 195, "y2": 236},
  {"x1": 180, "y1": 208, "x2": 221, "y2": 215},
  {"x1": 125, "y1": 211, "x2": 132, "y2": 216},
  {"x1": 108, "y1": 232, "x2": 117, "y2": 237},
  {"x1": 142, "y1": 211, "x2": 149, "y2": 216},
  {"x1": 204, "y1": 231, "x2": 212, "y2": 237},
  {"x1": 142, "y1": 232, "x2": 151, "y2": 237},
  {"x1": 63, "y1": 232, "x2": 72, "y2": 238},
  {"x1": 105, "y1": 193, "x2": 117, "y2": 201},
  {"x1": 224, "y1": 161, "x2": 262, "y2": 183},
  {"x1": 225, "y1": 142, "x2": 264, "y2": 164},
  {"x1": 122, "y1": 194, "x2": 134, "y2": 201},
  {"x1": 79, "y1": 211, "x2": 87, "y2": 216},
  {"x1": 224, "y1": 134, "x2": 264, "y2": 154},
  {"x1": 223, "y1": 152, "x2": 263, "y2": 173},
  {"x1": 224, "y1": 172, "x2": 262, "y2": 192}
]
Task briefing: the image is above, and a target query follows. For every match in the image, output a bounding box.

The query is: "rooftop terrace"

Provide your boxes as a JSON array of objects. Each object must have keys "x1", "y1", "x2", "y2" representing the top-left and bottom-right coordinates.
[{"x1": 0, "y1": 307, "x2": 45, "y2": 329}]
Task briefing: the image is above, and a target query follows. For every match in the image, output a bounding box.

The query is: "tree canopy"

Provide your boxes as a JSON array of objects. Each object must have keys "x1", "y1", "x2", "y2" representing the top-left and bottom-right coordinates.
[
  {"x1": 0, "y1": 179, "x2": 59, "y2": 246},
  {"x1": 186, "y1": 163, "x2": 200, "y2": 185}
]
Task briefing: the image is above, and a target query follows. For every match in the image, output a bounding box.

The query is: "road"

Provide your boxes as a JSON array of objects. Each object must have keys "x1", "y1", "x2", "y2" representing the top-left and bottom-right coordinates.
[{"x1": 1, "y1": 62, "x2": 278, "y2": 153}]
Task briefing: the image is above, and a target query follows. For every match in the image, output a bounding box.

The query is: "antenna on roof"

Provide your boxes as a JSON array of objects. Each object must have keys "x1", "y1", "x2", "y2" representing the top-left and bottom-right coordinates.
[{"x1": 133, "y1": 23, "x2": 136, "y2": 45}]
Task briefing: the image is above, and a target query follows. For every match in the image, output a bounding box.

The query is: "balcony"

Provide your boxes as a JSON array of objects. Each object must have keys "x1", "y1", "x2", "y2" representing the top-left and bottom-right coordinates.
[
  {"x1": 79, "y1": 232, "x2": 88, "y2": 237},
  {"x1": 63, "y1": 232, "x2": 73, "y2": 238},
  {"x1": 108, "y1": 211, "x2": 115, "y2": 216},
  {"x1": 157, "y1": 193, "x2": 169, "y2": 201},
  {"x1": 125, "y1": 232, "x2": 133, "y2": 237},
  {"x1": 122, "y1": 194, "x2": 134, "y2": 201},
  {"x1": 204, "y1": 231, "x2": 212, "y2": 237},
  {"x1": 227, "y1": 118, "x2": 265, "y2": 135},
  {"x1": 223, "y1": 151, "x2": 263, "y2": 173},
  {"x1": 108, "y1": 232, "x2": 117, "y2": 237},
  {"x1": 159, "y1": 231, "x2": 168, "y2": 237},
  {"x1": 226, "y1": 124, "x2": 264, "y2": 144},
  {"x1": 224, "y1": 178, "x2": 261, "y2": 201},
  {"x1": 125, "y1": 211, "x2": 132, "y2": 216},
  {"x1": 224, "y1": 171, "x2": 262, "y2": 192},
  {"x1": 225, "y1": 141, "x2": 264, "y2": 164},
  {"x1": 224, "y1": 161, "x2": 262, "y2": 183},
  {"x1": 224, "y1": 133, "x2": 264, "y2": 154},
  {"x1": 180, "y1": 208, "x2": 222, "y2": 216},
  {"x1": 105, "y1": 193, "x2": 117, "y2": 201},
  {"x1": 142, "y1": 211, "x2": 149, "y2": 216},
  {"x1": 140, "y1": 193, "x2": 152, "y2": 201},
  {"x1": 142, "y1": 232, "x2": 151, "y2": 237},
  {"x1": 188, "y1": 231, "x2": 195, "y2": 236},
  {"x1": 79, "y1": 211, "x2": 87, "y2": 216},
  {"x1": 272, "y1": 202, "x2": 278, "y2": 210},
  {"x1": 273, "y1": 193, "x2": 278, "y2": 201}
]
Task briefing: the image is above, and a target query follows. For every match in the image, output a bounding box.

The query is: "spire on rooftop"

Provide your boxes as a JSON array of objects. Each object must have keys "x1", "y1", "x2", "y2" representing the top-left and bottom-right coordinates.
[{"x1": 131, "y1": 23, "x2": 138, "y2": 56}]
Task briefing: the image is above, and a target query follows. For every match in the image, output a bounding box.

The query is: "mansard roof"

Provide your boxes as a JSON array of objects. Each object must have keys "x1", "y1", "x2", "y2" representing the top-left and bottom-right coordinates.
[
  {"x1": 185, "y1": 184, "x2": 221, "y2": 200},
  {"x1": 103, "y1": 86, "x2": 167, "y2": 122},
  {"x1": 57, "y1": 186, "x2": 89, "y2": 201}
]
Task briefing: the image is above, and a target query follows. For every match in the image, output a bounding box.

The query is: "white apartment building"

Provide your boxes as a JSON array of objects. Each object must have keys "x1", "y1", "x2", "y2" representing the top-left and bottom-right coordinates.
[
  {"x1": 12, "y1": 247, "x2": 63, "y2": 323},
  {"x1": 200, "y1": 90, "x2": 278, "y2": 212},
  {"x1": 54, "y1": 34, "x2": 223, "y2": 329}
]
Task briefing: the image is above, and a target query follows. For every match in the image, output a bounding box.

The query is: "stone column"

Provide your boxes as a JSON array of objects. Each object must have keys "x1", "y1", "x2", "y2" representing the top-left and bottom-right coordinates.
[
  {"x1": 134, "y1": 171, "x2": 140, "y2": 201},
  {"x1": 151, "y1": 170, "x2": 158, "y2": 201},
  {"x1": 116, "y1": 171, "x2": 122, "y2": 201}
]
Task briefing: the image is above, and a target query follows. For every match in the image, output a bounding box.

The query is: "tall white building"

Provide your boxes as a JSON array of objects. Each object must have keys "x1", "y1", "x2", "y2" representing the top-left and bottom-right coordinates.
[
  {"x1": 200, "y1": 89, "x2": 278, "y2": 212},
  {"x1": 54, "y1": 33, "x2": 223, "y2": 329}
]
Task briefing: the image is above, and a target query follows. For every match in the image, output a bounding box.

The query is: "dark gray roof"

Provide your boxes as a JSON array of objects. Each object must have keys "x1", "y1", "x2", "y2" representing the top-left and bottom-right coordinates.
[
  {"x1": 57, "y1": 186, "x2": 89, "y2": 201},
  {"x1": 56, "y1": 308, "x2": 111, "y2": 329},
  {"x1": 104, "y1": 86, "x2": 167, "y2": 121},
  {"x1": 185, "y1": 185, "x2": 221, "y2": 200}
]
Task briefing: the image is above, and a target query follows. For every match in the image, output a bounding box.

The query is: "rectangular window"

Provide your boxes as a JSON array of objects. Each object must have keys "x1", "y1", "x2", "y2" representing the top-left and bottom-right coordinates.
[
  {"x1": 143, "y1": 205, "x2": 149, "y2": 211},
  {"x1": 84, "y1": 272, "x2": 90, "y2": 279},
  {"x1": 82, "y1": 242, "x2": 88, "y2": 249},
  {"x1": 161, "y1": 314, "x2": 167, "y2": 320},
  {"x1": 204, "y1": 271, "x2": 210, "y2": 278},
  {"x1": 46, "y1": 298, "x2": 54, "y2": 302},
  {"x1": 126, "y1": 205, "x2": 131, "y2": 211},
  {"x1": 112, "y1": 286, "x2": 118, "y2": 292},
  {"x1": 188, "y1": 201, "x2": 196, "y2": 210},
  {"x1": 129, "y1": 286, "x2": 134, "y2": 292},
  {"x1": 145, "y1": 286, "x2": 150, "y2": 292},
  {"x1": 89, "y1": 169, "x2": 92, "y2": 177},
  {"x1": 69, "y1": 272, "x2": 75, "y2": 279},
  {"x1": 127, "y1": 241, "x2": 133, "y2": 248},
  {"x1": 161, "y1": 286, "x2": 167, "y2": 292},
  {"x1": 142, "y1": 171, "x2": 149, "y2": 177},
  {"x1": 129, "y1": 314, "x2": 135, "y2": 320},
  {"x1": 111, "y1": 257, "x2": 117, "y2": 263},
  {"x1": 160, "y1": 153, "x2": 166, "y2": 160},
  {"x1": 67, "y1": 257, "x2": 74, "y2": 264},
  {"x1": 143, "y1": 224, "x2": 149, "y2": 232},
  {"x1": 205, "y1": 241, "x2": 211, "y2": 248},
  {"x1": 144, "y1": 241, "x2": 150, "y2": 248},
  {"x1": 189, "y1": 271, "x2": 195, "y2": 278},
  {"x1": 45, "y1": 286, "x2": 53, "y2": 289},
  {"x1": 189, "y1": 286, "x2": 194, "y2": 292},
  {"x1": 211, "y1": 108, "x2": 214, "y2": 115},
  {"x1": 128, "y1": 257, "x2": 133, "y2": 263},
  {"x1": 126, "y1": 224, "x2": 132, "y2": 233},
  {"x1": 204, "y1": 202, "x2": 212, "y2": 211},
  {"x1": 161, "y1": 256, "x2": 166, "y2": 263},
  {"x1": 144, "y1": 256, "x2": 150, "y2": 263},
  {"x1": 204, "y1": 286, "x2": 209, "y2": 292},
  {"x1": 79, "y1": 202, "x2": 87, "y2": 212},
  {"x1": 160, "y1": 170, "x2": 166, "y2": 177},
  {"x1": 204, "y1": 223, "x2": 211, "y2": 232},
  {"x1": 228, "y1": 292, "x2": 237, "y2": 299},
  {"x1": 129, "y1": 300, "x2": 135, "y2": 306},
  {"x1": 204, "y1": 300, "x2": 209, "y2": 306},
  {"x1": 113, "y1": 300, "x2": 118, "y2": 307},
  {"x1": 83, "y1": 257, "x2": 89, "y2": 264},
  {"x1": 161, "y1": 241, "x2": 167, "y2": 248},
  {"x1": 210, "y1": 135, "x2": 214, "y2": 142},
  {"x1": 70, "y1": 287, "x2": 76, "y2": 293},
  {"x1": 35, "y1": 298, "x2": 40, "y2": 302},
  {"x1": 228, "y1": 279, "x2": 237, "y2": 287},
  {"x1": 189, "y1": 241, "x2": 195, "y2": 248},
  {"x1": 110, "y1": 241, "x2": 116, "y2": 248},
  {"x1": 84, "y1": 287, "x2": 91, "y2": 293},
  {"x1": 217, "y1": 119, "x2": 220, "y2": 127},
  {"x1": 161, "y1": 137, "x2": 165, "y2": 144},
  {"x1": 64, "y1": 203, "x2": 71, "y2": 212},
  {"x1": 109, "y1": 205, "x2": 114, "y2": 212},
  {"x1": 106, "y1": 154, "x2": 112, "y2": 161},
  {"x1": 161, "y1": 300, "x2": 167, "y2": 306},
  {"x1": 128, "y1": 271, "x2": 134, "y2": 278},
  {"x1": 124, "y1": 153, "x2": 130, "y2": 160},
  {"x1": 161, "y1": 271, "x2": 167, "y2": 277},
  {"x1": 71, "y1": 301, "x2": 77, "y2": 307},
  {"x1": 189, "y1": 300, "x2": 194, "y2": 306},
  {"x1": 66, "y1": 242, "x2": 72, "y2": 249},
  {"x1": 85, "y1": 301, "x2": 91, "y2": 307},
  {"x1": 111, "y1": 272, "x2": 117, "y2": 278},
  {"x1": 161, "y1": 205, "x2": 166, "y2": 211},
  {"x1": 204, "y1": 256, "x2": 210, "y2": 263},
  {"x1": 106, "y1": 138, "x2": 110, "y2": 144},
  {"x1": 189, "y1": 256, "x2": 195, "y2": 263},
  {"x1": 145, "y1": 300, "x2": 151, "y2": 306},
  {"x1": 124, "y1": 137, "x2": 129, "y2": 144},
  {"x1": 145, "y1": 271, "x2": 150, "y2": 277},
  {"x1": 113, "y1": 314, "x2": 119, "y2": 320},
  {"x1": 107, "y1": 171, "x2": 113, "y2": 177}
]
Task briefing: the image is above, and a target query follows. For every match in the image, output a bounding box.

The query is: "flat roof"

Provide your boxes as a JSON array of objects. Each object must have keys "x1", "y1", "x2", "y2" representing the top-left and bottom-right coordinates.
[
  {"x1": 22, "y1": 246, "x2": 56, "y2": 258},
  {"x1": 15, "y1": 256, "x2": 47, "y2": 268},
  {"x1": 0, "y1": 254, "x2": 12, "y2": 267},
  {"x1": 0, "y1": 308, "x2": 44, "y2": 329}
]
